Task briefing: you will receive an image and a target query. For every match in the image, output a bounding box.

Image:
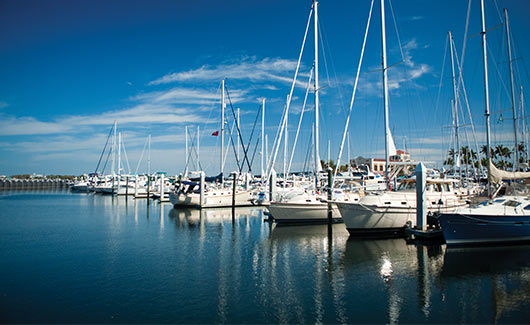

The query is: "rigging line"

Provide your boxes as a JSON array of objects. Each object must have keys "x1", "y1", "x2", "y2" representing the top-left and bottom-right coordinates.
[
  {"x1": 225, "y1": 85, "x2": 252, "y2": 171},
  {"x1": 266, "y1": 4, "x2": 313, "y2": 179},
  {"x1": 318, "y1": 20, "x2": 347, "y2": 120},
  {"x1": 101, "y1": 141, "x2": 113, "y2": 175},
  {"x1": 458, "y1": 0, "x2": 472, "y2": 87},
  {"x1": 245, "y1": 104, "x2": 262, "y2": 159},
  {"x1": 492, "y1": 0, "x2": 504, "y2": 24},
  {"x1": 302, "y1": 127, "x2": 314, "y2": 174},
  {"x1": 433, "y1": 36, "x2": 449, "y2": 140},
  {"x1": 332, "y1": 0, "x2": 374, "y2": 188},
  {"x1": 249, "y1": 135, "x2": 260, "y2": 168},
  {"x1": 454, "y1": 48, "x2": 484, "y2": 166},
  {"x1": 288, "y1": 65, "x2": 314, "y2": 175},
  {"x1": 222, "y1": 119, "x2": 236, "y2": 170},
  {"x1": 94, "y1": 124, "x2": 114, "y2": 174},
  {"x1": 135, "y1": 136, "x2": 148, "y2": 175},
  {"x1": 266, "y1": 101, "x2": 287, "y2": 173},
  {"x1": 487, "y1": 43, "x2": 512, "y2": 100},
  {"x1": 121, "y1": 136, "x2": 131, "y2": 174},
  {"x1": 203, "y1": 82, "x2": 222, "y2": 172},
  {"x1": 388, "y1": 0, "x2": 405, "y2": 63},
  {"x1": 226, "y1": 115, "x2": 243, "y2": 173}
]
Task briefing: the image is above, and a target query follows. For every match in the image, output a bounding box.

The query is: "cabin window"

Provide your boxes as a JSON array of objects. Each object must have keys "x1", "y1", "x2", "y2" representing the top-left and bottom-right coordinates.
[
  {"x1": 503, "y1": 200, "x2": 521, "y2": 207},
  {"x1": 524, "y1": 204, "x2": 530, "y2": 210},
  {"x1": 494, "y1": 199, "x2": 505, "y2": 203}
]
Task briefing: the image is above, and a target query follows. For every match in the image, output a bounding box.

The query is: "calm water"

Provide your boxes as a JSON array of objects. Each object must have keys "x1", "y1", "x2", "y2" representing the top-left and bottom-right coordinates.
[{"x1": 1, "y1": 190, "x2": 530, "y2": 323}]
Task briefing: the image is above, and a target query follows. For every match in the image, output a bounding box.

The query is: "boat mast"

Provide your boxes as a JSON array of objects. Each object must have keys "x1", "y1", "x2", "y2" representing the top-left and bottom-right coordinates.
[
  {"x1": 197, "y1": 125, "x2": 200, "y2": 171},
  {"x1": 480, "y1": 0, "x2": 492, "y2": 196},
  {"x1": 112, "y1": 121, "x2": 117, "y2": 177},
  {"x1": 118, "y1": 132, "x2": 122, "y2": 176},
  {"x1": 504, "y1": 8, "x2": 518, "y2": 170},
  {"x1": 261, "y1": 98, "x2": 265, "y2": 178},
  {"x1": 313, "y1": 0, "x2": 321, "y2": 186},
  {"x1": 185, "y1": 125, "x2": 188, "y2": 176},
  {"x1": 147, "y1": 133, "x2": 151, "y2": 175},
  {"x1": 449, "y1": 31, "x2": 461, "y2": 179},
  {"x1": 221, "y1": 79, "x2": 225, "y2": 184},
  {"x1": 380, "y1": 0, "x2": 391, "y2": 186},
  {"x1": 284, "y1": 95, "x2": 289, "y2": 185},
  {"x1": 522, "y1": 86, "x2": 527, "y2": 164}
]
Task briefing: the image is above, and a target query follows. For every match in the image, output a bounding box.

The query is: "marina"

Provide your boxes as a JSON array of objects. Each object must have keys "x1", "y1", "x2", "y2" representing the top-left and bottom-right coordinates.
[
  {"x1": 1, "y1": 190, "x2": 530, "y2": 323},
  {"x1": 2, "y1": 0, "x2": 530, "y2": 323}
]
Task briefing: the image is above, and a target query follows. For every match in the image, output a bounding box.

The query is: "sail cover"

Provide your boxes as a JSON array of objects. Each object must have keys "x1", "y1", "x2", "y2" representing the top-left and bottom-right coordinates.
[
  {"x1": 488, "y1": 159, "x2": 530, "y2": 185},
  {"x1": 386, "y1": 125, "x2": 397, "y2": 157}
]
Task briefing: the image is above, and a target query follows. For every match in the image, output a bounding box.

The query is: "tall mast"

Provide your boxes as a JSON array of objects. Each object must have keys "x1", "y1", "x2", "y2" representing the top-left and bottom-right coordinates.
[
  {"x1": 504, "y1": 8, "x2": 518, "y2": 169},
  {"x1": 284, "y1": 95, "x2": 289, "y2": 183},
  {"x1": 197, "y1": 125, "x2": 200, "y2": 171},
  {"x1": 265, "y1": 134, "x2": 269, "y2": 171},
  {"x1": 347, "y1": 132, "x2": 351, "y2": 169},
  {"x1": 449, "y1": 31, "x2": 461, "y2": 178},
  {"x1": 480, "y1": 0, "x2": 492, "y2": 196},
  {"x1": 118, "y1": 132, "x2": 122, "y2": 175},
  {"x1": 221, "y1": 79, "x2": 225, "y2": 183},
  {"x1": 147, "y1": 133, "x2": 151, "y2": 175},
  {"x1": 261, "y1": 98, "x2": 266, "y2": 177},
  {"x1": 380, "y1": 0, "x2": 391, "y2": 185},
  {"x1": 313, "y1": 0, "x2": 321, "y2": 183},
  {"x1": 184, "y1": 126, "x2": 188, "y2": 176},
  {"x1": 522, "y1": 86, "x2": 527, "y2": 163},
  {"x1": 112, "y1": 121, "x2": 117, "y2": 176}
]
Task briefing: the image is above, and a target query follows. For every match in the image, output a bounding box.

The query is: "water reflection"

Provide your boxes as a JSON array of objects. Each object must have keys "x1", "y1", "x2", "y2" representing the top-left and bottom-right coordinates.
[
  {"x1": 269, "y1": 224, "x2": 349, "y2": 323},
  {"x1": 441, "y1": 245, "x2": 530, "y2": 323},
  {"x1": 4, "y1": 191, "x2": 530, "y2": 323},
  {"x1": 341, "y1": 239, "x2": 445, "y2": 323}
]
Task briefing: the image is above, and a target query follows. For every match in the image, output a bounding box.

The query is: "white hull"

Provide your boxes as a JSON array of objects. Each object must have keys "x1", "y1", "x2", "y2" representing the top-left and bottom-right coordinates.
[
  {"x1": 267, "y1": 202, "x2": 341, "y2": 224},
  {"x1": 170, "y1": 190, "x2": 252, "y2": 208},
  {"x1": 337, "y1": 202, "x2": 463, "y2": 235},
  {"x1": 336, "y1": 202, "x2": 414, "y2": 233}
]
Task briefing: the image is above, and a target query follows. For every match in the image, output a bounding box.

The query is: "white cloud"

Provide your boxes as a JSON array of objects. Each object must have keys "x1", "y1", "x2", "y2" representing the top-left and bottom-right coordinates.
[
  {"x1": 148, "y1": 57, "x2": 302, "y2": 86},
  {"x1": 0, "y1": 115, "x2": 71, "y2": 135}
]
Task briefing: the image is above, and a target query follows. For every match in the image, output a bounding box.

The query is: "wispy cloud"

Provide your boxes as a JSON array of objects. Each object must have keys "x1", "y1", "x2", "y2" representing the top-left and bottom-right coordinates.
[
  {"x1": 358, "y1": 38, "x2": 432, "y2": 95},
  {"x1": 148, "y1": 56, "x2": 301, "y2": 86},
  {"x1": 0, "y1": 115, "x2": 71, "y2": 136},
  {"x1": 0, "y1": 101, "x2": 8, "y2": 109}
]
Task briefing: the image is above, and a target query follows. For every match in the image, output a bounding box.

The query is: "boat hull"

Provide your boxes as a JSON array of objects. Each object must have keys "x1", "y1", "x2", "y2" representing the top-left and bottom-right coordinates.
[
  {"x1": 439, "y1": 213, "x2": 530, "y2": 246},
  {"x1": 336, "y1": 202, "x2": 413, "y2": 236},
  {"x1": 170, "y1": 190, "x2": 252, "y2": 208},
  {"x1": 267, "y1": 202, "x2": 342, "y2": 224}
]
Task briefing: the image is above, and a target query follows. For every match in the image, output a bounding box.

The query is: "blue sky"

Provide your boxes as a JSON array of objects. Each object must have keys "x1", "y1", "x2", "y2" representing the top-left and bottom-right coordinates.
[{"x1": 1, "y1": 0, "x2": 530, "y2": 176}]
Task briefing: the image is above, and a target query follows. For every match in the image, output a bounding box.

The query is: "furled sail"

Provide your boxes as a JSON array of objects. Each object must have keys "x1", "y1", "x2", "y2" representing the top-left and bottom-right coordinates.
[
  {"x1": 386, "y1": 125, "x2": 397, "y2": 157},
  {"x1": 488, "y1": 159, "x2": 530, "y2": 185}
]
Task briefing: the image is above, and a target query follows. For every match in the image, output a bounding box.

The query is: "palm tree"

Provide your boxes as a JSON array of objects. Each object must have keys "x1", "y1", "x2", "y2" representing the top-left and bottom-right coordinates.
[{"x1": 481, "y1": 145, "x2": 495, "y2": 160}]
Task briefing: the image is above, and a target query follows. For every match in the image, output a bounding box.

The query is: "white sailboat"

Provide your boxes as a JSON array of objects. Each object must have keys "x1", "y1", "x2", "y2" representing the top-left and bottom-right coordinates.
[
  {"x1": 335, "y1": 0, "x2": 466, "y2": 235},
  {"x1": 266, "y1": 0, "x2": 343, "y2": 224},
  {"x1": 170, "y1": 80, "x2": 253, "y2": 208}
]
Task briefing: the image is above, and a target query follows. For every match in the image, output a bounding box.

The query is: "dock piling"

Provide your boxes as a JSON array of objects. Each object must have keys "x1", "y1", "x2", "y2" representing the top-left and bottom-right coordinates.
[
  {"x1": 416, "y1": 162, "x2": 427, "y2": 231},
  {"x1": 327, "y1": 167, "x2": 333, "y2": 225}
]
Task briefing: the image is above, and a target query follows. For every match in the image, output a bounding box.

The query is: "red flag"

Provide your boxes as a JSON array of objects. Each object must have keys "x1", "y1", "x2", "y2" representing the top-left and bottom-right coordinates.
[{"x1": 211, "y1": 130, "x2": 219, "y2": 136}]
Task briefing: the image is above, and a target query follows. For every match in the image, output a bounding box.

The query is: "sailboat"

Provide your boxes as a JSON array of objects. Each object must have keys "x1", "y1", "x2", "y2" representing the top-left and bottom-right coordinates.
[
  {"x1": 335, "y1": 0, "x2": 466, "y2": 236},
  {"x1": 169, "y1": 80, "x2": 253, "y2": 208},
  {"x1": 265, "y1": 0, "x2": 344, "y2": 224},
  {"x1": 439, "y1": 3, "x2": 530, "y2": 245}
]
